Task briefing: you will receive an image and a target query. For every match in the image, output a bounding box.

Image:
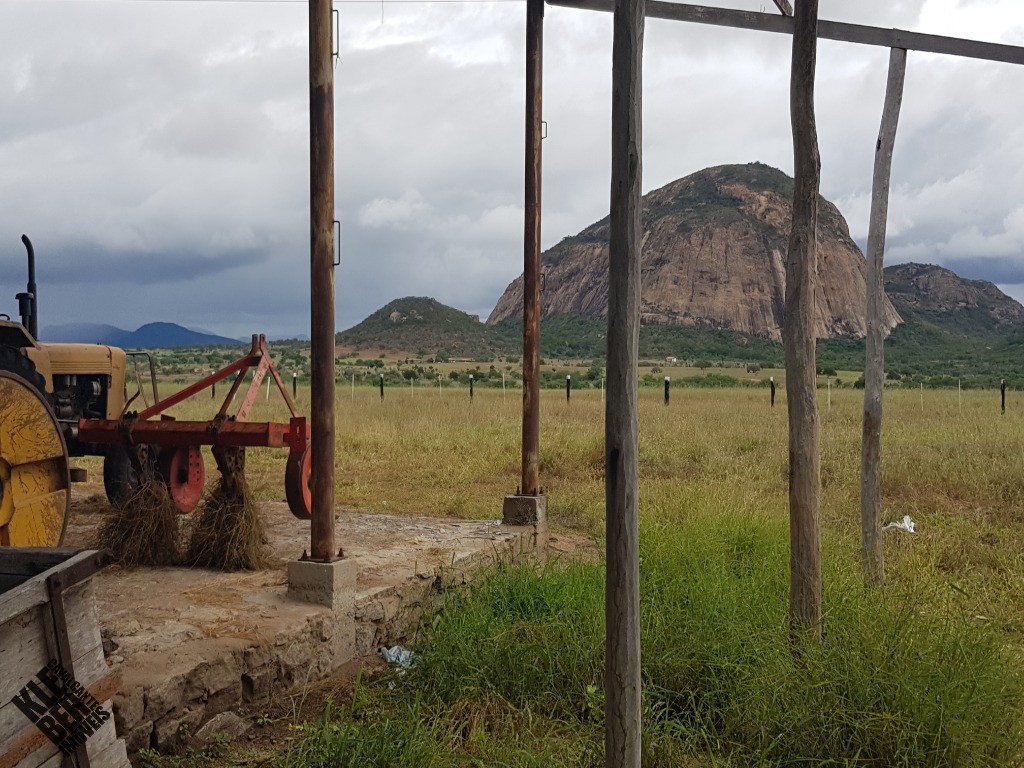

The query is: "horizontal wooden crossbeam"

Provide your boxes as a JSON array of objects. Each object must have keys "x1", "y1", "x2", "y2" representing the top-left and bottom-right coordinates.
[{"x1": 547, "y1": 0, "x2": 1024, "y2": 65}]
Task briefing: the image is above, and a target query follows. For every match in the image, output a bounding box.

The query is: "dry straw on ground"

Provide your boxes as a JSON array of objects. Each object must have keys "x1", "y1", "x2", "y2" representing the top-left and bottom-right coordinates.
[
  {"x1": 97, "y1": 480, "x2": 181, "y2": 567},
  {"x1": 184, "y1": 477, "x2": 274, "y2": 571}
]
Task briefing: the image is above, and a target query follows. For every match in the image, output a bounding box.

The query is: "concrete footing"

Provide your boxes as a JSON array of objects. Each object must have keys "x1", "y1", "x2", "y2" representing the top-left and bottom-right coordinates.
[
  {"x1": 502, "y1": 494, "x2": 548, "y2": 551},
  {"x1": 287, "y1": 558, "x2": 357, "y2": 613}
]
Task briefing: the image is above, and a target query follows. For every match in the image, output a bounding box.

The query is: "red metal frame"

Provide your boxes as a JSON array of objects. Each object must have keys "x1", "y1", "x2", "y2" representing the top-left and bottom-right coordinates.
[{"x1": 78, "y1": 334, "x2": 307, "y2": 454}]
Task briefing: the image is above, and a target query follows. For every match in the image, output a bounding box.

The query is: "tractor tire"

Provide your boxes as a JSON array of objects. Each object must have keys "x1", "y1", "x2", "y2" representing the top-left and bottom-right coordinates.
[
  {"x1": 103, "y1": 444, "x2": 160, "y2": 507},
  {"x1": 0, "y1": 349, "x2": 70, "y2": 547},
  {"x1": 0, "y1": 345, "x2": 47, "y2": 395}
]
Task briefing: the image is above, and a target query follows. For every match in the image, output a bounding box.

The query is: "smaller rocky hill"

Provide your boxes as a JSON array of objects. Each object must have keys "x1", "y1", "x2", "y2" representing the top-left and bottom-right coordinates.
[
  {"x1": 883, "y1": 263, "x2": 1024, "y2": 331},
  {"x1": 336, "y1": 297, "x2": 513, "y2": 359}
]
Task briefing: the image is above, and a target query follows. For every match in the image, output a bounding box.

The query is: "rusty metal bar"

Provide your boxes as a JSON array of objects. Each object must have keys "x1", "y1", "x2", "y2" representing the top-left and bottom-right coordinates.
[
  {"x1": 236, "y1": 354, "x2": 272, "y2": 422},
  {"x1": 77, "y1": 418, "x2": 303, "y2": 450},
  {"x1": 310, "y1": 0, "x2": 337, "y2": 562},
  {"x1": 136, "y1": 336, "x2": 260, "y2": 420},
  {"x1": 521, "y1": 0, "x2": 544, "y2": 497}
]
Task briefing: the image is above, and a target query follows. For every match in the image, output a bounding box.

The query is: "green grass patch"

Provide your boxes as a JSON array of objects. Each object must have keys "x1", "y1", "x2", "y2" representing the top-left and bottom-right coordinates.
[{"x1": 286, "y1": 513, "x2": 1024, "y2": 767}]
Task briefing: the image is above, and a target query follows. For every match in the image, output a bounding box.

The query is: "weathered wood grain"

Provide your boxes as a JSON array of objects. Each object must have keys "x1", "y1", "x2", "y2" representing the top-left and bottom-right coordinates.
[
  {"x1": 861, "y1": 47, "x2": 907, "y2": 588},
  {"x1": 785, "y1": 0, "x2": 822, "y2": 638},
  {"x1": 547, "y1": 0, "x2": 1024, "y2": 65},
  {"x1": 605, "y1": 0, "x2": 644, "y2": 762}
]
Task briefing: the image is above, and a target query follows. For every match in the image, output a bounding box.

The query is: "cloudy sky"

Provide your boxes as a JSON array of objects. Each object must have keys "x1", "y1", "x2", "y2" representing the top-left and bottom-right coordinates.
[{"x1": 1, "y1": 0, "x2": 1022, "y2": 339}]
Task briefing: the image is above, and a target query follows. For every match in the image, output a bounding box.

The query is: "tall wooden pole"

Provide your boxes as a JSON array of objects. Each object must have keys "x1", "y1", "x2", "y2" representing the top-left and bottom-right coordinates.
[
  {"x1": 860, "y1": 47, "x2": 906, "y2": 588},
  {"x1": 606, "y1": 0, "x2": 644, "y2": 760},
  {"x1": 309, "y1": 0, "x2": 335, "y2": 562},
  {"x1": 785, "y1": 0, "x2": 822, "y2": 637},
  {"x1": 521, "y1": 0, "x2": 544, "y2": 497}
]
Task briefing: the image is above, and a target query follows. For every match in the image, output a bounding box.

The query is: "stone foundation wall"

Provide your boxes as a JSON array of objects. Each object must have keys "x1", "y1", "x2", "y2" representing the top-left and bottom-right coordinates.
[{"x1": 112, "y1": 528, "x2": 536, "y2": 755}]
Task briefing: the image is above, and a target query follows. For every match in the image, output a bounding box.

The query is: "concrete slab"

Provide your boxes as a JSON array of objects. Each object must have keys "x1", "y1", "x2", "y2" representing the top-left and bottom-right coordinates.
[{"x1": 60, "y1": 496, "x2": 552, "y2": 755}]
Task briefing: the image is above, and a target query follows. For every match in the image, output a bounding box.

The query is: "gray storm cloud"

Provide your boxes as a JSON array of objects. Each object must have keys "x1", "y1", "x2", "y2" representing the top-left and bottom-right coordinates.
[{"x1": 0, "y1": 0, "x2": 1022, "y2": 337}]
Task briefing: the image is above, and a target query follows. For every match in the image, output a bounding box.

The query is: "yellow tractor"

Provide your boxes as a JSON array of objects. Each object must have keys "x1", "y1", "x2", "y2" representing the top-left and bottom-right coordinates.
[{"x1": 0, "y1": 236, "x2": 312, "y2": 548}]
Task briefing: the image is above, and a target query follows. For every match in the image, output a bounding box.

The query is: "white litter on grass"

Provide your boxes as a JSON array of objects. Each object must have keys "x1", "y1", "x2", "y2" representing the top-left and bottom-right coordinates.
[
  {"x1": 883, "y1": 515, "x2": 916, "y2": 534},
  {"x1": 380, "y1": 645, "x2": 418, "y2": 668}
]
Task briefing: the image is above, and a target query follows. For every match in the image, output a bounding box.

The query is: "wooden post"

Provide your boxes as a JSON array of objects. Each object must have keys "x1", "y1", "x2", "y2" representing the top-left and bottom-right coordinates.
[
  {"x1": 309, "y1": 0, "x2": 336, "y2": 563},
  {"x1": 664, "y1": 375, "x2": 670, "y2": 405},
  {"x1": 827, "y1": 376, "x2": 831, "y2": 410},
  {"x1": 470, "y1": 374, "x2": 474, "y2": 401},
  {"x1": 566, "y1": 374, "x2": 571, "y2": 403},
  {"x1": 958, "y1": 378, "x2": 962, "y2": 413},
  {"x1": 521, "y1": 0, "x2": 545, "y2": 497},
  {"x1": 379, "y1": 373, "x2": 384, "y2": 401},
  {"x1": 860, "y1": 46, "x2": 906, "y2": 589},
  {"x1": 785, "y1": 0, "x2": 822, "y2": 638},
  {"x1": 606, "y1": 0, "x2": 644, "y2": 760},
  {"x1": 770, "y1": 376, "x2": 776, "y2": 408},
  {"x1": 1001, "y1": 379, "x2": 1006, "y2": 414},
  {"x1": 293, "y1": 372, "x2": 298, "y2": 399}
]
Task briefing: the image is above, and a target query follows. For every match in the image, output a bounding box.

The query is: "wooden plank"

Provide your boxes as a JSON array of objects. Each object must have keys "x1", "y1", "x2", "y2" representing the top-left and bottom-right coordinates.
[
  {"x1": 785, "y1": 0, "x2": 822, "y2": 638},
  {"x1": 546, "y1": 0, "x2": 1024, "y2": 65},
  {"x1": 605, "y1": 0, "x2": 644, "y2": 762},
  {"x1": 0, "y1": 581, "x2": 102, "y2": 703},
  {"x1": 861, "y1": 47, "x2": 907, "y2": 588},
  {"x1": 0, "y1": 549, "x2": 75, "y2": 578},
  {"x1": 0, "y1": 668, "x2": 119, "y2": 768},
  {"x1": 0, "y1": 550, "x2": 101, "y2": 625},
  {"x1": 773, "y1": 0, "x2": 793, "y2": 16}
]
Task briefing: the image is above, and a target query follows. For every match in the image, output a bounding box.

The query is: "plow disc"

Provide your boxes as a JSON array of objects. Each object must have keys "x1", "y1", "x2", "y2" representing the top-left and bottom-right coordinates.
[
  {"x1": 0, "y1": 371, "x2": 70, "y2": 546},
  {"x1": 158, "y1": 445, "x2": 205, "y2": 513},
  {"x1": 285, "y1": 447, "x2": 312, "y2": 520}
]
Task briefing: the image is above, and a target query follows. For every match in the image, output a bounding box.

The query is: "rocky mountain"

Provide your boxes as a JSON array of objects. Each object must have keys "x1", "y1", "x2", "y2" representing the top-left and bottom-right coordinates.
[
  {"x1": 43, "y1": 322, "x2": 243, "y2": 348},
  {"x1": 883, "y1": 263, "x2": 1024, "y2": 329},
  {"x1": 488, "y1": 163, "x2": 901, "y2": 341}
]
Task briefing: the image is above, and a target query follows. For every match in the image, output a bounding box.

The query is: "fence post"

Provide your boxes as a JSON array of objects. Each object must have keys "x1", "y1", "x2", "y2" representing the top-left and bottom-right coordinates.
[
  {"x1": 664, "y1": 375, "x2": 670, "y2": 405},
  {"x1": 566, "y1": 375, "x2": 571, "y2": 403},
  {"x1": 770, "y1": 376, "x2": 776, "y2": 408},
  {"x1": 1002, "y1": 379, "x2": 1006, "y2": 414},
  {"x1": 379, "y1": 373, "x2": 384, "y2": 402},
  {"x1": 470, "y1": 374, "x2": 474, "y2": 402},
  {"x1": 293, "y1": 372, "x2": 298, "y2": 399}
]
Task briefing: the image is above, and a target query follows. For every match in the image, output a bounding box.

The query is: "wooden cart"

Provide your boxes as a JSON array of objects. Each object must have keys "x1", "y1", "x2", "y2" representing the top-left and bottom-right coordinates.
[{"x1": 0, "y1": 549, "x2": 129, "y2": 768}]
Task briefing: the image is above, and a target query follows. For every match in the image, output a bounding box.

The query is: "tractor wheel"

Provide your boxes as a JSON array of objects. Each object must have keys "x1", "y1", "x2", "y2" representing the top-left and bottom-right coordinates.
[
  {"x1": 103, "y1": 444, "x2": 160, "y2": 507},
  {"x1": 0, "y1": 362, "x2": 70, "y2": 547}
]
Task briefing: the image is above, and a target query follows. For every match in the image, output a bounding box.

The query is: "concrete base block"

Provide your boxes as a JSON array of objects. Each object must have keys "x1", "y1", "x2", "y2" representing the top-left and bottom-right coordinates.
[
  {"x1": 502, "y1": 494, "x2": 547, "y2": 526},
  {"x1": 502, "y1": 494, "x2": 548, "y2": 553},
  {"x1": 287, "y1": 558, "x2": 357, "y2": 613}
]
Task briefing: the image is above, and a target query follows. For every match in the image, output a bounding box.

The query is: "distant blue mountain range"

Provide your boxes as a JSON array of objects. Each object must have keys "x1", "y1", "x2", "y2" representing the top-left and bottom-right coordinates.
[{"x1": 42, "y1": 322, "x2": 244, "y2": 348}]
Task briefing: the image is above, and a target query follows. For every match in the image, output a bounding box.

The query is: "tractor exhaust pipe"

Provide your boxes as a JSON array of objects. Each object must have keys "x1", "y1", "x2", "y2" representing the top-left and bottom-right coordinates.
[{"x1": 18, "y1": 234, "x2": 38, "y2": 340}]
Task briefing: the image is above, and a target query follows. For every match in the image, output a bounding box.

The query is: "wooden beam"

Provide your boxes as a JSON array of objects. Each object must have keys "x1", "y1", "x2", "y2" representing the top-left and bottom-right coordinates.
[
  {"x1": 522, "y1": 0, "x2": 544, "y2": 497},
  {"x1": 309, "y1": 0, "x2": 336, "y2": 563},
  {"x1": 546, "y1": 0, "x2": 1024, "y2": 66},
  {"x1": 861, "y1": 47, "x2": 907, "y2": 589},
  {"x1": 785, "y1": 0, "x2": 822, "y2": 639},
  {"x1": 773, "y1": 0, "x2": 793, "y2": 16},
  {"x1": 605, "y1": 0, "x2": 644, "y2": 760}
]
